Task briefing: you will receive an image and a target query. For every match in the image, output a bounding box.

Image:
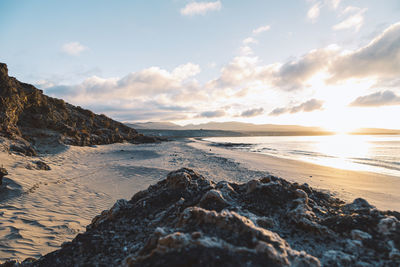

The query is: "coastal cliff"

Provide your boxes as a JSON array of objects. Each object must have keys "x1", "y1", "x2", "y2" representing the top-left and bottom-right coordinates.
[
  {"x1": 14, "y1": 168, "x2": 399, "y2": 266},
  {"x1": 0, "y1": 63, "x2": 156, "y2": 155}
]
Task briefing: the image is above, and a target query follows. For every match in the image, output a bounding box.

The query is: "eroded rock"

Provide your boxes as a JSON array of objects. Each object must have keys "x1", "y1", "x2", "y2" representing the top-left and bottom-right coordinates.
[
  {"x1": 11, "y1": 168, "x2": 400, "y2": 266},
  {"x1": 0, "y1": 62, "x2": 160, "y2": 155}
]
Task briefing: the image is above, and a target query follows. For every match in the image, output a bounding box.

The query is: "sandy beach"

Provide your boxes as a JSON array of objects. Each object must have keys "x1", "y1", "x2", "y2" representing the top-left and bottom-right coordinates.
[{"x1": 0, "y1": 138, "x2": 399, "y2": 261}]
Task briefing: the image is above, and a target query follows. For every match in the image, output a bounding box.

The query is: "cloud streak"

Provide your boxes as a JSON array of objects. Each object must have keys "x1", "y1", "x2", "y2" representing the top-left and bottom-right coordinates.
[
  {"x1": 307, "y1": 2, "x2": 322, "y2": 22},
  {"x1": 180, "y1": 1, "x2": 221, "y2": 16},
  {"x1": 333, "y1": 7, "x2": 367, "y2": 31},
  {"x1": 197, "y1": 110, "x2": 226, "y2": 118},
  {"x1": 61, "y1": 42, "x2": 88, "y2": 56},
  {"x1": 349, "y1": 91, "x2": 400, "y2": 107},
  {"x1": 252, "y1": 25, "x2": 271, "y2": 35},
  {"x1": 269, "y1": 99, "x2": 324, "y2": 116},
  {"x1": 240, "y1": 108, "x2": 264, "y2": 117}
]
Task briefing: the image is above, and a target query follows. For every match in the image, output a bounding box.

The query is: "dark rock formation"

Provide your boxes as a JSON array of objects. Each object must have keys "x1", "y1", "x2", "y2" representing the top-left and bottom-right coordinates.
[
  {"x1": 0, "y1": 63, "x2": 158, "y2": 154},
  {"x1": 13, "y1": 168, "x2": 399, "y2": 266},
  {"x1": 0, "y1": 167, "x2": 7, "y2": 185},
  {"x1": 32, "y1": 161, "x2": 51, "y2": 171}
]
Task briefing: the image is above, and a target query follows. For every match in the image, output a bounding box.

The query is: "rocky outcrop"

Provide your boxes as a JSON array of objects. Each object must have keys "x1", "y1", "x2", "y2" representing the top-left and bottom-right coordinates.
[
  {"x1": 15, "y1": 168, "x2": 399, "y2": 266},
  {"x1": 0, "y1": 63, "x2": 158, "y2": 154}
]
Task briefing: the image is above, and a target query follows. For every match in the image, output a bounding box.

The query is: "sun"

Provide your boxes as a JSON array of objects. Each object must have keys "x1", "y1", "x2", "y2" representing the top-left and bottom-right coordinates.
[{"x1": 324, "y1": 123, "x2": 359, "y2": 135}]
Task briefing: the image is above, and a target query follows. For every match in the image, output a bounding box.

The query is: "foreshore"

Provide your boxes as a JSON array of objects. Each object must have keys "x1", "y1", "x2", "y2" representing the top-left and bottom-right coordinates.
[
  {"x1": 191, "y1": 138, "x2": 400, "y2": 212},
  {"x1": 0, "y1": 137, "x2": 399, "y2": 262}
]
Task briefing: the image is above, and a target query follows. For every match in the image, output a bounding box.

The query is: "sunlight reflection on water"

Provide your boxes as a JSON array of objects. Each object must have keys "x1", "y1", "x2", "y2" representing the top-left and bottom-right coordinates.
[{"x1": 204, "y1": 135, "x2": 400, "y2": 177}]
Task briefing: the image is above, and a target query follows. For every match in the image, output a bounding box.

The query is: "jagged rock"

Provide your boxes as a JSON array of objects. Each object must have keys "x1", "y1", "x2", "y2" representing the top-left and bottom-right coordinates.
[
  {"x1": 378, "y1": 216, "x2": 399, "y2": 235},
  {"x1": 0, "y1": 167, "x2": 8, "y2": 185},
  {"x1": 8, "y1": 169, "x2": 400, "y2": 266},
  {"x1": 32, "y1": 161, "x2": 51, "y2": 171},
  {"x1": 321, "y1": 250, "x2": 355, "y2": 266},
  {"x1": 0, "y1": 63, "x2": 159, "y2": 154},
  {"x1": 343, "y1": 198, "x2": 374, "y2": 213},
  {"x1": 9, "y1": 143, "x2": 37, "y2": 156}
]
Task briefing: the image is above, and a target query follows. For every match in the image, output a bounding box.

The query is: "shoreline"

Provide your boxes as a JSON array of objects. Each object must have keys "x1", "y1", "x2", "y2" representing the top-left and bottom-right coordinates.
[
  {"x1": 190, "y1": 138, "x2": 400, "y2": 211},
  {"x1": 0, "y1": 137, "x2": 399, "y2": 262}
]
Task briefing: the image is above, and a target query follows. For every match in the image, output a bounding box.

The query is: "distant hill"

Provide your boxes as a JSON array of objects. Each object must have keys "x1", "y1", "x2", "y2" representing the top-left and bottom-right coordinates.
[
  {"x1": 128, "y1": 122, "x2": 400, "y2": 136},
  {"x1": 0, "y1": 63, "x2": 157, "y2": 155},
  {"x1": 351, "y1": 128, "x2": 400, "y2": 135},
  {"x1": 127, "y1": 121, "x2": 327, "y2": 133},
  {"x1": 127, "y1": 122, "x2": 183, "y2": 130}
]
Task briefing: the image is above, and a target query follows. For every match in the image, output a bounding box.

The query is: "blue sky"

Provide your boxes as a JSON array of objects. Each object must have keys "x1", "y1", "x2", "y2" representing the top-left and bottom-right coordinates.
[{"x1": 1, "y1": 0, "x2": 400, "y2": 130}]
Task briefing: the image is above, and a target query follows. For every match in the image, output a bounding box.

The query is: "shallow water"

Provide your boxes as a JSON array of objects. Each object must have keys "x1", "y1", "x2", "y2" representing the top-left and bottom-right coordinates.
[{"x1": 204, "y1": 135, "x2": 400, "y2": 177}]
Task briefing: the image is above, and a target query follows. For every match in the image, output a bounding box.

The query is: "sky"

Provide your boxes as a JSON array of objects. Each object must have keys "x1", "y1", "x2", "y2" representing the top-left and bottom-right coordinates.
[{"x1": 1, "y1": 0, "x2": 400, "y2": 131}]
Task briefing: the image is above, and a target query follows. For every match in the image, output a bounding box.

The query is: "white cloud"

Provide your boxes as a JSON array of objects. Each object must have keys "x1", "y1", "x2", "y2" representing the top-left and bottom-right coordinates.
[
  {"x1": 197, "y1": 110, "x2": 226, "y2": 118},
  {"x1": 350, "y1": 91, "x2": 400, "y2": 107},
  {"x1": 329, "y1": 0, "x2": 341, "y2": 9},
  {"x1": 270, "y1": 99, "x2": 324, "y2": 116},
  {"x1": 171, "y1": 63, "x2": 201, "y2": 80},
  {"x1": 61, "y1": 42, "x2": 88, "y2": 56},
  {"x1": 239, "y1": 46, "x2": 253, "y2": 56},
  {"x1": 243, "y1": 37, "x2": 258, "y2": 45},
  {"x1": 240, "y1": 108, "x2": 264, "y2": 117},
  {"x1": 341, "y1": 6, "x2": 361, "y2": 15},
  {"x1": 212, "y1": 22, "x2": 400, "y2": 92},
  {"x1": 307, "y1": 2, "x2": 322, "y2": 22},
  {"x1": 252, "y1": 25, "x2": 271, "y2": 35},
  {"x1": 210, "y1": 56, "x2": 261, "y2": 88},
  {"x1": 35, "y1": 79, "x2": 55, "y2": 89},
  {"x1": 333, "y1": 7, "x2": 367, "y2": 31},
  {"x1": 46, "y1": 63, "x2": 202, "y2": 104},
  {"x1": 271, "y1": 45, "x2": 340, "y2": 90},
  {"x1": 329, "y1": 22, "x2": 400, "y2": 82},
  {"x1": 180, "y1": 1, "x2": 221, "y2": 16},
  {"x1": 45, "y1": 22, "x2": 400, "y2": 123}
]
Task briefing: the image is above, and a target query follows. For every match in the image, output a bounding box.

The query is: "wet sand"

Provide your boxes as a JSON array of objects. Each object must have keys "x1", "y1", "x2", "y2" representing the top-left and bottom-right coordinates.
[{"x1": 191, "y1": 138, "x2": 400, "y2": 211}]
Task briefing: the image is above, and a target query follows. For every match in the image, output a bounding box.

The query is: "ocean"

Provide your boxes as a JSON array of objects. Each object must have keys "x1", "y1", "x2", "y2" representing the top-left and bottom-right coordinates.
[{"x1": 204, "y1": 134, "x2": 400, "y2": 177}]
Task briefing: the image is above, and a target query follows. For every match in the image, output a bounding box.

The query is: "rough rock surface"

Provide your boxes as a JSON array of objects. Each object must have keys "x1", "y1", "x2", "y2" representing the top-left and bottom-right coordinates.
[
  {"x1": 9, "y1": 168, "x2": 399, "y2": 267},
  {"x1": 32, "y1": 161, "x2": 51, "y2": 171},
  {"x1": 0, "y1": 63, "x2": 158, "y2": 155}
]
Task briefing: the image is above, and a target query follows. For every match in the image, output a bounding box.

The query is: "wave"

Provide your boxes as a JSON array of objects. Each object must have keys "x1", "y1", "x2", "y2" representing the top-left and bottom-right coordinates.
[
  {"x1": 350, "y1": 157, "x2": 400, "y2": 172},
  {"x1": 210, "y1": 142, "x2": 253, "y2": 148}
]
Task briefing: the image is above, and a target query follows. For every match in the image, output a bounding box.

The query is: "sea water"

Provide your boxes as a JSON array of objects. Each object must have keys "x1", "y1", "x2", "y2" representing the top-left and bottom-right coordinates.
[{"x1": 204, "y1": 135, "x2": 400, "y2": 177}]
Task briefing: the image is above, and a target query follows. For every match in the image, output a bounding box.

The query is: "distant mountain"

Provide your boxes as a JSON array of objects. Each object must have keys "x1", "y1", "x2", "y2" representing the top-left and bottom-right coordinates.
[
  {"x1": 351, "y1": 128, "x2": 400, "y2": 135},
  {"x1": 127, "y1": 122, "x2": 183, "y2": 130},
  {"x1": 0, "y1": 63, "x2": 157, "y2": 155},
  {"x1": 127, "y1": 121, "x2": 326, "y2": 133},
  {"x1": 182, "y1": 121, "x2": 324, "y2": 132}
]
